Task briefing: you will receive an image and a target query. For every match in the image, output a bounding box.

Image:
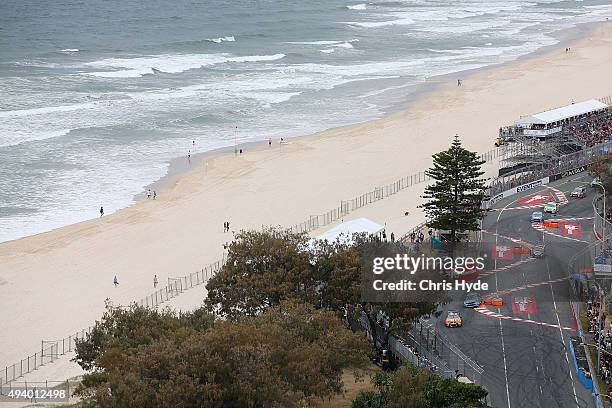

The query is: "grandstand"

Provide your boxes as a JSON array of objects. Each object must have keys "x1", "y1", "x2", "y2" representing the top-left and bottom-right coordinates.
[{"x1": 498, "y1": 98, "x2": 611, "y2": 176}]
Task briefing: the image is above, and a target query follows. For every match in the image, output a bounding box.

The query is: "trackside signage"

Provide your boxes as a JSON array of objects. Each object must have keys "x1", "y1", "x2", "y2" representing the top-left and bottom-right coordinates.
[
  {"x1": 515, "y1": 178, "x2": 547, "y2": 193},
  {"x1": 485, "y1": 177, "x2": 549, "y2": 208},
  {"x1": 561, "y1": 166, "x2": 587, "y2": 179}
]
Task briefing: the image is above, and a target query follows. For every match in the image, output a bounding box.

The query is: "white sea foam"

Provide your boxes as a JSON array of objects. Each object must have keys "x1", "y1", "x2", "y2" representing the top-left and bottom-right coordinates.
[
  {"x1": 287, "y1": 39, "x2": 359, "y2": 45},
  {"x1": 0, "y1": 102, "x2": 96, "y2": 118},
  {"x1": 60, "y1": 48, "x2": 79, "y2": 52},
  {"x1": 320, "y1": 48, "x2": 336, "y2": 53},
  {"x1": 347, "y1": 4, "x2": 367, "y2": 10},
  {"x1": 343, "y1": 17, "x2": 414, "y2": 28},
  {"x1": 84, "y1": 53, "x2": 285, "y2": 78},
  {"x1": 0, "y1": 129, "x2": 71, "y2": 148},
  {"x1": 226, "y1": 54, "x2": 285, "y2": 63},
  {"x1": 206, "y1": 36, "x2": 236, "y2": 43}
]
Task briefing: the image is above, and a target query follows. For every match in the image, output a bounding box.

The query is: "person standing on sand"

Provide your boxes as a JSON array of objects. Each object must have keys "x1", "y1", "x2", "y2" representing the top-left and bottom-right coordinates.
[
  {"x1": 147, "y1": 189, "x2": 151, "y2": 199},
  {"x1": 113, "y1": 276, "x2": 118, "y2": 287},
  {"x1": 188, "y1": 150, "x2": 191, "y2": 161},
  {"x1": 268, "y1": 138, "x2": 272, "y2": 147},
  {"x1": 153, "y1": 191, "x2": 157, "y2": 200},
  {"x1": 100, "y1": 206, "x2": 104, "y2": 217},
  {"x1": 153, "y1": 275, "x2": 158, "y2": 288}
]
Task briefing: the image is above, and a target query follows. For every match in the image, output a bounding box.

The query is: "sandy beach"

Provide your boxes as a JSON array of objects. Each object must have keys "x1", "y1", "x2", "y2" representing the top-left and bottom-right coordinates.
[{"x1": 1, "y1": 21, "x2": 612, "y2": 381}]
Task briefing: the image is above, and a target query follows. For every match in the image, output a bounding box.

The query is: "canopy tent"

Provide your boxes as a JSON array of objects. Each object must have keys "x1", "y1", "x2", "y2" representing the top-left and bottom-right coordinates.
[
  {"x1": 311, "y1": 217, "x2": 384, "y2": 245},
  {"x1": 515, "y1": 99, "x2": 608, "y2": 126}
]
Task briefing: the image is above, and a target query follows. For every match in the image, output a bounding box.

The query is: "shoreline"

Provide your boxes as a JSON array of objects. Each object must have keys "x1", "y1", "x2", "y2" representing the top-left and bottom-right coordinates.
[
  {"x1": 1, "y1": 20, "x2": 612, "y2": 375},
  {"x1": 0, "y1": 20, "x2": 606, "y2": 245},
  {"x1": 147, "y1": 19, "x2": 607, "y2": 210}
]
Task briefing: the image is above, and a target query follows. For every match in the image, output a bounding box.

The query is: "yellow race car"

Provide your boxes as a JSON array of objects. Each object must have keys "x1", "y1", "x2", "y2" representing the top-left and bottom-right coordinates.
[{"x1": 445, "y1": 311, "x2": 463, "y2": 328}]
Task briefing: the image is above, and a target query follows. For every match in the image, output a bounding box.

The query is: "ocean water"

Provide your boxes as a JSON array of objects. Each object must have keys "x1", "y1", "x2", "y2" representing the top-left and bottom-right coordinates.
[{"x1": 0, "y1": 0, "x2": 611, "y2": 243}]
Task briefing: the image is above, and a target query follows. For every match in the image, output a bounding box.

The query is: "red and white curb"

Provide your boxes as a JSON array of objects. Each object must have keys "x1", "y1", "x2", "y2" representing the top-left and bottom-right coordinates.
[
  {"x1": 550, "y1": 186, "x2": 568, "y2": 205},
  {"x1": 489, "y1": 186, "x2": 568, "y2": 211},
  {"x1": 491, "y1": 276, "x2": 568, "y2": 297},
  {"x1": 475, "y1": 306, "x2": 576, "y2": 331},
  {"x1": 531, "y1": 222, "x2": 589, "y2": 243},
  {"x1": 479, "y1": 257, "x2": 535, "y2": 278},
  {"x1": 481, "y1": 229, "x2": 534, "y2": 249},
  {"x1": 475, "y1": 276, "x2": 576, "y2": 331},
  {"x1": 549, "y1": 217, "x2": 593, "y2": 222}
]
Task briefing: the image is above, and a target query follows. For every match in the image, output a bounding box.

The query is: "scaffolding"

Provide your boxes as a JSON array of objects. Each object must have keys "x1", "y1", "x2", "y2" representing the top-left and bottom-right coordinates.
[{"x1": 498, "y1": 97, "x2": 611, "y2": 178}]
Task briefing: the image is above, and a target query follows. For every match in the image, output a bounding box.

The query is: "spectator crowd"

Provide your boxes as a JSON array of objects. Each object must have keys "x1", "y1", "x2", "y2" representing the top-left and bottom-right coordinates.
[
  {"x1": 565, "y1": 113, "x2": 612, "y2": 148},
  {"x1": 587, "y1": 297, "x2": 612, "y2": 399}
]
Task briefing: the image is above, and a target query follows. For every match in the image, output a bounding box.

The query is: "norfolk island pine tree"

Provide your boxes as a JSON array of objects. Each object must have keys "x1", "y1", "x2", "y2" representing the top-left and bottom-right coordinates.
[{"x1": 420, "y1": 135, "x2": 487, "y2": 242}]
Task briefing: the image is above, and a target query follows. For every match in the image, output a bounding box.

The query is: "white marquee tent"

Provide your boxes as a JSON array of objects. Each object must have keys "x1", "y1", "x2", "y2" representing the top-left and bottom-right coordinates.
[
  {"x1": 312, "y1": 217, "x2": 385, "y2": 245},
  {"x1": 515, "y1": 99, "x2": 608, "y2": 127}
]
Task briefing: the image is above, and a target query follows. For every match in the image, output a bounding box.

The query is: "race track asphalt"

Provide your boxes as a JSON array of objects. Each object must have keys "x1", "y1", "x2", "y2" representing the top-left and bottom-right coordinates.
[{"x1": 427, "y1": 172, "x2": 597, "y2": 408}]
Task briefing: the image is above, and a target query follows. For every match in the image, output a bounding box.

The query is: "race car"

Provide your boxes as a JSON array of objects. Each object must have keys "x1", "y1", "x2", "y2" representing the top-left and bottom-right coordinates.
[
  {"x1": 531, "y1": 211, "x2": 543, "y2": 223},
  {"x1": 463, "y1": 292, "x2": 481, "y2": 308},
  {"x1": 445, "y1": 311, "x2": 463, "y2": 328},
  {"x1": 543, "y1": 202, "x2": 560, "y2": 214},
  {"x1": 570, "y1": 186, "x2": 587, "y2": 198}
]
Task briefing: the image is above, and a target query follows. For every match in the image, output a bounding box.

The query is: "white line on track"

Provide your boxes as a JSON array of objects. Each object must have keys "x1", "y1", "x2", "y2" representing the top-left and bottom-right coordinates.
[
  {"x1": 495, "y1": 199, "x2": 513, "y2": 408},
  {"x1": 545, "y1": 258, "x2": 579, "y2": 407}
]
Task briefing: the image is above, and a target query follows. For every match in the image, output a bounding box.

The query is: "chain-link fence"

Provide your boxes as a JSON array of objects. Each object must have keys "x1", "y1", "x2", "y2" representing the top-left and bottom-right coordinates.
[
  {"x1": 407, "y1": 319, "x2": 484, "y2": 384},
  {"x1": 358, "y1": 313, "x2": 456, "y2": 380}
]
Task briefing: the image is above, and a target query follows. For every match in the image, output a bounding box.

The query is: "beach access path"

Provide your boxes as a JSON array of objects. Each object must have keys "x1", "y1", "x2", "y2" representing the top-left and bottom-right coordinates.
[{"x1": 0, "y1": 22, "x2": 611, "y2": 379}]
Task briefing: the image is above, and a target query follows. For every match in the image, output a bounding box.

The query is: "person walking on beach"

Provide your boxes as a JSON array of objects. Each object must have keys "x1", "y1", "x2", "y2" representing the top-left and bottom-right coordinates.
[
  {"x1": 113, "y1": 276, "x2": 118, "y2": 287},
  {"x1": 390, "y1": 232, "x2": 395, "y2": 242},
  {"x1": 147, "y1": 189, "x2": 151, "y2": 199},
  {"x1": 268, "y1": 138, "x2": 272, "y2": 147},
  {"x1": 100, "y1": 206, "x2": 104, "y2": 217},
  {"x1": 226, "y1": 221, "x2": 230, "y2": 232},
  {"x1": 153, "y1": 275, "x2": 158, "y2": 288},
  {"x1": 153, "y1": 191, "x2": 157, "y2": 200}
]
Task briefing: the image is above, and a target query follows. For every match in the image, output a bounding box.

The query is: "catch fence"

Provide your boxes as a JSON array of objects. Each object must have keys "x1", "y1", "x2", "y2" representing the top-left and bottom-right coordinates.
[
  {"x1": 407, "y1": 319, "x2": 484, "y2": 384},
  {"x1": 488, "y1": 140, "x2": 612, "y2": 197}
]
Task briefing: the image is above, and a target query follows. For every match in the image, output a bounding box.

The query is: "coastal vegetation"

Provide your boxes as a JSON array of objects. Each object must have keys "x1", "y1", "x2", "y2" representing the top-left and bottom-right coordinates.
[
  {"x1": 352, "y1": 365, "x2": 489, "y2": 408},
  {"x1": 73, "y1": 227, "x2": 488, "y2": 407}
]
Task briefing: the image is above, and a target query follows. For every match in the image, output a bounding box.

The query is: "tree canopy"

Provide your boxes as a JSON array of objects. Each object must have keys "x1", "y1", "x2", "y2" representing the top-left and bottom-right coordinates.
[
  {"x1": 74, "y1": 302, "x2": 369, "y2": 407},
  {"x1": 420, "y1": 136, "x2": 487, "y2": 241},
  {"x1": 205, "y1": 229, "x2": 444, "y2": 347},
  {"x1": 352, "y1": 365, "x2": 490, "y2": 408}
]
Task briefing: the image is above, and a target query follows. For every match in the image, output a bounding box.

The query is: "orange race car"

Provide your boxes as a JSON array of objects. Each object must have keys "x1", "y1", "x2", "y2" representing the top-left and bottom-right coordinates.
[{"x1": 445, "y1": 311, "x2": 463, "y2": 328}]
